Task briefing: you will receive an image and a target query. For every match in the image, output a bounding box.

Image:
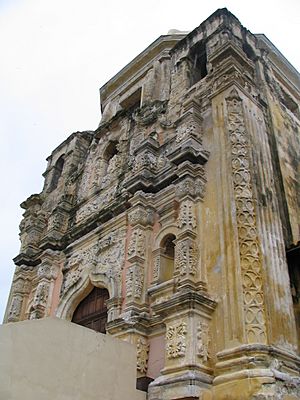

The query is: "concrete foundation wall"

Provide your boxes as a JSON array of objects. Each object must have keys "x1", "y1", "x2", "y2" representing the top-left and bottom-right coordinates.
[{"x1": 0, "y1": 317, "x2": 145, "y2": 400}]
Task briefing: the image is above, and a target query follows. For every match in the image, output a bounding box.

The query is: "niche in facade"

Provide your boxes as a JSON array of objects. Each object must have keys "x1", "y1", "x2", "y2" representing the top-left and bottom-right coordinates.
[
  {"x1": 159, "y1": 234, "x2": 176, "y2": 282},
  {"x1": 101, "y1": 140, "x2": 119, "y2": 180},
  {"x1": 120, "y1": 87, "x2": 142, "y2": 111},
  {"x1": 188, "y1": 41, "x2": 208, "y2": 86},
  {"x1": 48, "y1": 155, "x2": 65, "y2": 192}
]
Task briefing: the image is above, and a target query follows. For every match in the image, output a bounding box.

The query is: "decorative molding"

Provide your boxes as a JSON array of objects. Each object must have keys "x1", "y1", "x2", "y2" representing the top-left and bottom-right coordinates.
[
  {"x1": 175, "y1": 238, "x2": 198, "y2": 276},
  {"x1": 137, "y1": 337, "x2": 150, "y2": 373},
  {"x1": 7, "y1": 296, "x2": 22, "y2": 322},
  {"x1": 126, "y1": 264, "x2": 144, "y2": 300},
  {"x1": 226, "y1": 88, "x2": 267, "y2": 344},
  {"x1": 76, "y1": 185, "x2": 117, "y2": 223},
  {"x1": 177, "y1": 199, "x2": 197, "y2": 230},
  {"x1": 197, "y1": 321, "x2": 210, "y2": 362},
  {"x1": 128, "y1": 229, "x2": 146, "y2": 260},
  {"x1": 166, "y1": 321, "x2": 187, "y2": 359}
]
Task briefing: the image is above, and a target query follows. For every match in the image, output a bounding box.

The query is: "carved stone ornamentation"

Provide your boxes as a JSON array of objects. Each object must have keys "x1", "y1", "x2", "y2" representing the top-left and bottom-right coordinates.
[
  {"x1": 126, "y1": 264, "x2": 144, "y2": 300},
  {"x1": 152, "y1": 253, "x2": 160, "y2": 281},
  {"x1": 32, "y1": 281, "x2": 50, "y2": 308},
  {"x1": 176, "y1": 120, "x2": 198, "y2": 143},
  {"x1": 95, "y1": 230, "x2": 126, "y2": 285},
  {"x1": 128, "y1": 207, "x2": 153, "y2": 227},
  {"x1": 226, "y1": 88, "x2": 267, "y2": 344},
  {"x1": 126, "y1": 267, "x2": 134, "y2": 298},
  {"x1": 7, "y1": 296, "x2": 22, "y2": 322},
  {"x1": 166, "y1": 322, "x2": 187, "y2": 359},
  {"x1": 177, "y1": 199, "x2": 197, "y2": 230},
  {"x1": 61, "y1": 265, "x2": 84, "y2": 295},
  {"x1": 132, "y1": 151, "x2": 157, "y2": 173},
  {"x1": 175, "y1": 238, "x2": 198, "y2": 276},
  {"x1": 128, "y1": 229, "x2": 146, "y2": 260},
  {"x1": 76, "y1": 185, "x2": 117, "y2": 223},
  {"x1": 176, "y1": 176, "x2": 206, "y2": 201},
  {"x1": 197, "y1": 322, "x2": 210, "y2": 362},
  {"x1": 136, "y1": 337, "x2": 150, "y2": 373},
  {"x1": 38, "y1": 262, "x2": 59, "y2": 281}
]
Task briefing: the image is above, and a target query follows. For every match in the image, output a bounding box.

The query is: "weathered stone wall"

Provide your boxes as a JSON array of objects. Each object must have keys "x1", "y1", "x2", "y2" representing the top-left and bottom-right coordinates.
[{"x1": 4, "y1": 8, "x2": 300, "y2": 400}]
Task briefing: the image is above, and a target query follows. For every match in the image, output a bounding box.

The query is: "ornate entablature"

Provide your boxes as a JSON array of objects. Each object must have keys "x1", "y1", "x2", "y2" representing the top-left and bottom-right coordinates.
[{"x1": 5, "y1": 8, "x2": 300, "y2": 400}]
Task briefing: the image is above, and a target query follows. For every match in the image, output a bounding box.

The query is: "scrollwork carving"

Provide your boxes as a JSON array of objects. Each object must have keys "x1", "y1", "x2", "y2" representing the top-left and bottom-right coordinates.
[
  {"x1": 177, "y1": 199, "x2": 197, "y2": 229},
  {"x1": 166, "y1": 322, "x2": 187, "y2": 359},
  {"x1": 128, "y1": 229, "x2": 146, "y2": 259},
  {"x1": 126, "y1": 264, "x2": 144, "y2": 300},
  {"x1": 175, "y1": 238, "x2": 198, "y2": 276},
  {"x1": 137, "y1": 337, "x2": 150, "y2": 373},
  {"x1": 226, "y1": 88, "x2": 266, "y2": 343},
  {"x1": 197, "y1": 321, "x2": 210, "y2": 362},
  {"x1": 7, "y1": 296, "x2": 22, "y2": 322},
  {"x1": 76, "y1": 185, "x2": 117, "y2": 223}
]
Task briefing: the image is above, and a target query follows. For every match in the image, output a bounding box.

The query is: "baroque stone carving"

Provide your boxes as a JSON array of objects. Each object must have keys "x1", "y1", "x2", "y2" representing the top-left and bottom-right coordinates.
[
  {"x1": 96, "y1": 229, "x2": 126, "y2": 282},
  {"x1": 136, "y1": 337, "x2": 150, "y2": 373},
  {"x1": 152, "y1": 253, "x2": 160, "y2": 281},
  {"x1": 128, "y1": 229, "x2": 146, "y2": 259},
  {"x1": 61, "y1": 264, "x2": 84, "y2": 295},
  {"x1": 176, "y1": 120, "x2": 198, "y2": 143},
  {"x1": 131, "y1": 151, "x2": 157, "y2": 173},
  {"x1": 128, "y1": 207, "x2": 153, "y2": 227},
  {"x1": 38, "y1": 262, "x2": 59, "y2": 280},
  {"x1": 226, "y1": 88, "x2": 267, "y2": 344},
  {"x1": 176, "y1": 178, "x2": 206, "y2": 200},
  {"x1": 61, "y1": 244, "x2": 98, "y2": 295},
  {"x1": 177, "y1": 199, "x2": 197, "y2": 229},
  {"x1": 166, "y1": 322, "x2": 187, "y2": 358},
  {"x1": 175, "y1": 238, "x2": 198, "y2": 276},
  {"x1": 7, "y1": 296, "x2": 22, "y2": 322},
  {"x1": 32, "y1": 281, "x2": 50, "y2": 308},
  {"x1": 76, "y1": 185, "x2": 117, "y2": 223},
  {"x1": 126, "y1": 264, "x2": 144, "y2": 299},
  {"x1": 197, "y1": 321, "x2": 210, "y2": 362}
]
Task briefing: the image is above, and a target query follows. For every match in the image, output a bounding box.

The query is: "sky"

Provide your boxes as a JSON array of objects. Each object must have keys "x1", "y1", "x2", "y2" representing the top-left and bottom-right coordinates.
[{"x1": 1, "y1": 0, "x2": 299, "y2": 321}]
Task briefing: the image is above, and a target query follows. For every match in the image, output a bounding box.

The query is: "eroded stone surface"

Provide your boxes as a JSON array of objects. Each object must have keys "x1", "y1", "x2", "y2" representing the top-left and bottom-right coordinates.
[{"x1": 4, "y1": 7, "x2": 300, "y2": 400}]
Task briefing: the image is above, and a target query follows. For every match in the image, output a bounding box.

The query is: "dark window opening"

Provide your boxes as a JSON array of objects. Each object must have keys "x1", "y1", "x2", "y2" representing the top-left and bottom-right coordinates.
[
  {"x1": 163, "y1": 234, "x2": 176, "y2": 258},
  {"x1": 120, "y1": 87, "x2": 142, "y2": 111},
  {"x1": 242, "y1": 42, "x2": 256, "y2": 61},
  {"x1": 286, "y1": 245, "x2": 300, "y2": 349},
  {"x1": 49, "y1": 155, "x2": 65, "y2": 191},
  {"x1": 104, "y1": 141, "x2": 118, "y2": 162},
  {"x1": 189, "y1": 42, "x2": 208, "y2": 86},
  {"x1": 281, "y1": 89, "x2": 300, "y2": 119},
  {"x1": 72, "y1": 287, "x2": 109, "y2": 334}
]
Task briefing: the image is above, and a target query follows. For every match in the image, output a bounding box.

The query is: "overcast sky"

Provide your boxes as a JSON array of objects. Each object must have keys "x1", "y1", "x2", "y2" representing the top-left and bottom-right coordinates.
[{"x1": 1, "y1": 0, "x2": 299, "y2": 321}]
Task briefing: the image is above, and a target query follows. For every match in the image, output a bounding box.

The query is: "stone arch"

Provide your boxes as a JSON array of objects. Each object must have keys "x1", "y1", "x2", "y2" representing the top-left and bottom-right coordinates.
[
  {"x1": 56, "y1": 270, "x2": 119, "y2": 322},
  {"x1": 152, "y1": 225, "x2": 179, "y2": 283},
  {"x1": 154, "y1": 225, "x2": 179, "y2": 251},
  {"x1": 49, "y1": 154, "x2": 65, "y2": 192},
  {"x1": 99, "y1": 140, "x2": 120, "y2": 186}
]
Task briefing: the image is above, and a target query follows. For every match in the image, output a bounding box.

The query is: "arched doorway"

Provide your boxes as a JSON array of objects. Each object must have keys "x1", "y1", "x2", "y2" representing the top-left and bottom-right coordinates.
[{"x1": 72, "y1": 287, "x2": 109, "y2": 334}]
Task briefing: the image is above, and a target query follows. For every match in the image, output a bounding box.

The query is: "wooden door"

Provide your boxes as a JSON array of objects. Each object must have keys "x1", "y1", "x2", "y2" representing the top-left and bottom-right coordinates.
[{"x1": 72, "y1": 287, "x2": 109, "y2": 334}]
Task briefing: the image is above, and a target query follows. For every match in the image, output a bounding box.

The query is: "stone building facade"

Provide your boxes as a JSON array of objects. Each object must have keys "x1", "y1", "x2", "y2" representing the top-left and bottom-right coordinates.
[{"x1": 4, "y1": 8, "x2": 300, "y2": 400}]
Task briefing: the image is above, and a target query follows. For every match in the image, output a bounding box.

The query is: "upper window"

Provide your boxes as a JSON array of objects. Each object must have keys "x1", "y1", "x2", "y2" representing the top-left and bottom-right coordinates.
[
  {"x1": 188, "y1": 42, "x2": 208, "y2": 86},
  {"x1": 120, "y1": 87, "x2": 142, "y2": 111},
  {"x1": 49, "y1": 155, "x2": 65, "y2": 191}
]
